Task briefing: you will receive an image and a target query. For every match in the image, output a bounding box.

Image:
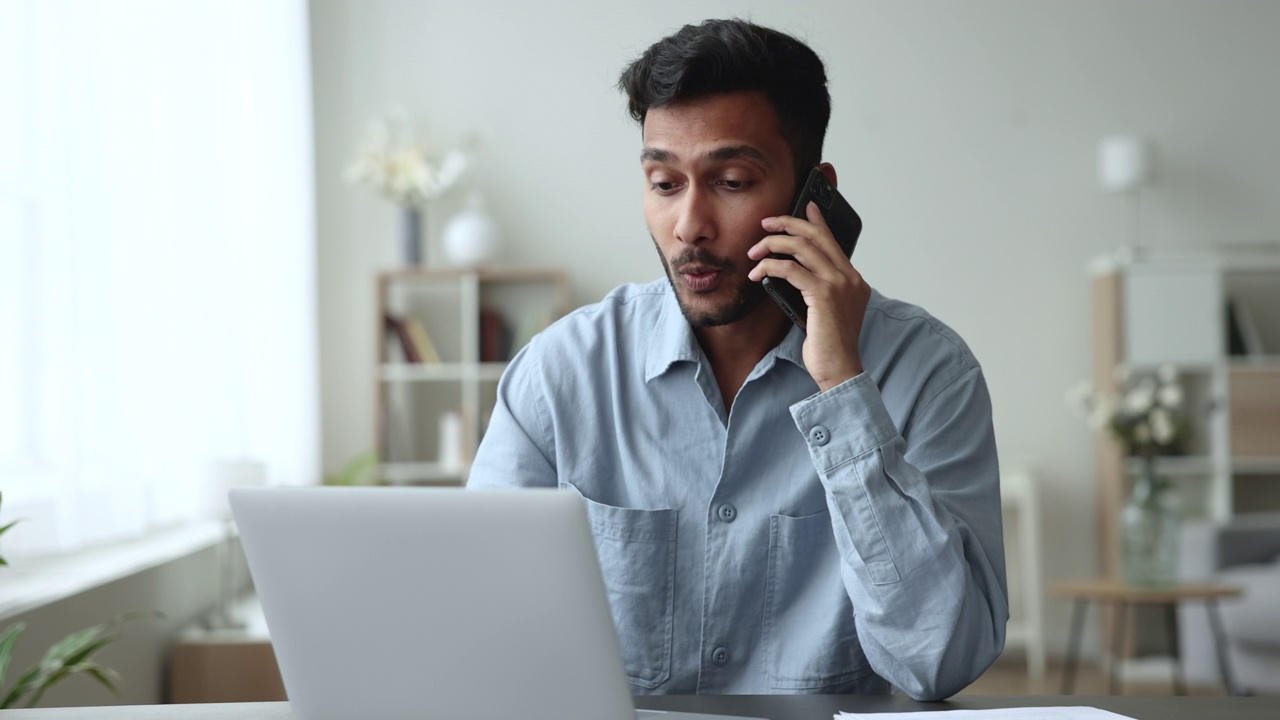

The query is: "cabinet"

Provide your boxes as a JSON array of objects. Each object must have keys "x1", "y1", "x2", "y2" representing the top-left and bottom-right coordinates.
[
  {"x1": 374, "y1": 268, "x2": 571, "y2": 485},
  {"x1": 1091, "y1": 251, "x2": 1280, "y2": 578}
]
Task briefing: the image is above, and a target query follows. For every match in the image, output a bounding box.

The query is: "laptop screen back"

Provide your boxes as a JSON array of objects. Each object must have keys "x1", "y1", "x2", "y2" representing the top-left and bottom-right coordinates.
[{"x1": 230, "y1": 486, "x2": 637, "y2": 720}]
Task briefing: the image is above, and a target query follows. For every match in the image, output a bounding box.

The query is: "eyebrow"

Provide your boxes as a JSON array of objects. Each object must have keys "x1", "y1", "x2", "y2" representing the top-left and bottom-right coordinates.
[{"x1": 639, "y1": 144, "x2": 769, "y2": 165}]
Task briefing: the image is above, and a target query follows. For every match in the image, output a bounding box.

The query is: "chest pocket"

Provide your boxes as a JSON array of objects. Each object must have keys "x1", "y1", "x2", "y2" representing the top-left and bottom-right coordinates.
[
  {"x1": 763, "y1": 510, "x2": 869, "y2": 690},
  {"x1": 566, "y1": 485, "x2": 677, "y2": 690}
]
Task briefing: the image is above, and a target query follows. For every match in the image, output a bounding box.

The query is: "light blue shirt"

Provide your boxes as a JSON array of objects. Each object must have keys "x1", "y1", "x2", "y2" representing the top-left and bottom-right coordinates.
[{"x1": 468, "y1": 279, "x2": 1007, "y2": 700}]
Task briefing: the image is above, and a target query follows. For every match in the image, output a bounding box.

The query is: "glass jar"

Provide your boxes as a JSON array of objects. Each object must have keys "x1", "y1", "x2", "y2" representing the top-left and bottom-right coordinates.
[{"x1": 1121, "y1": 459, "x2": 1181, "y2": 587}]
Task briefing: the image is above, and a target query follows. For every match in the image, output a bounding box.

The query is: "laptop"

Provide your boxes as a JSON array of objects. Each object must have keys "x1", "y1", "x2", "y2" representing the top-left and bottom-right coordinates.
[{"x1": 229, "y1": 486, "x2": 762, "y2": 720}]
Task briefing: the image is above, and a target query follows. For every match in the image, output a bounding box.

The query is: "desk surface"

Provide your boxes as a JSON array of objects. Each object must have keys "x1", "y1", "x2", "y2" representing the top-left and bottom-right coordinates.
[{"x1": 0, "y1": 696, "x2": 1276, "y2": 720}]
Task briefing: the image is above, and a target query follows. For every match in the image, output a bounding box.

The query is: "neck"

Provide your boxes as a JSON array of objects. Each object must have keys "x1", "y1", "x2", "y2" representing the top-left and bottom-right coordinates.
[{"x1": 694, "y1": 300, "x2": 793, "y2": 411}]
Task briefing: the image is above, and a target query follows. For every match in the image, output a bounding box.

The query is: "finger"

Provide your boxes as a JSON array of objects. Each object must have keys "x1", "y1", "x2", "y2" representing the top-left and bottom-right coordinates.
[
  {"x1": 752, "y1": 249, "x2": 865, "y2": 288},
  {"x1": 748, "y1": 256, "x2": 820, "y2": 291},
  {"x1": 749, "y1": 233, "x2": 848, "y2": 283},
  {"x1": 759, "y1": 208, "x2": 848, "y2": 266}
]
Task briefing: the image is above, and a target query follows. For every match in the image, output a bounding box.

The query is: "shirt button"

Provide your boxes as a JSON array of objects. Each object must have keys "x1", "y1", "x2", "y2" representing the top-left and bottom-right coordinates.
[
  {"x1": 717, "y1": 503, "x2": 737, "y2": 523},
  {"x1": 711, "y1": 647, "x2": 729, "y2": 665},
  {"x1": 809, "y1": 425, "x2": 830, "y2": 446}
]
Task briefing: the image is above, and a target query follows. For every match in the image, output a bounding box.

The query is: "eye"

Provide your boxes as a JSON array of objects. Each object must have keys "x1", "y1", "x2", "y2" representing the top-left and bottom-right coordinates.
[
  {"x1": 718, "y1": 178, "x2": 751, "y2": 191},
  {"x1": 650, "y1": 181, "x2": 682, "y2": 195}
]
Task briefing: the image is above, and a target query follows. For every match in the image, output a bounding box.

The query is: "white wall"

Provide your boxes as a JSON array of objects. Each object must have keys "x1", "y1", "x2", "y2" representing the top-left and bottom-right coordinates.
[{"x1": 310, "y1": 0, "x2": 1280, "y2": 658}]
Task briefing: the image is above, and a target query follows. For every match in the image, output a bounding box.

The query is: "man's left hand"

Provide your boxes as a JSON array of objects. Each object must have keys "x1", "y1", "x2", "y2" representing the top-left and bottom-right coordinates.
[{"x1": 747, "y1": 202, "x2": 870, "y2": 393}]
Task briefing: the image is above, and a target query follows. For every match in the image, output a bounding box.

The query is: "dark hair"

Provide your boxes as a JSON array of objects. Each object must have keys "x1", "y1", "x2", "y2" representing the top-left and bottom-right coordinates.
[{"x1": 618, "y1": 18, "x2": 831, "y2": 183}]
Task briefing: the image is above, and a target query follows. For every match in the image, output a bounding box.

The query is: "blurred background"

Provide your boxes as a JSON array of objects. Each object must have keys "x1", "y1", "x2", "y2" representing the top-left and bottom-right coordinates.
[{"x1": 2, "y1": 0, "x2": 1279, "y2": 707}]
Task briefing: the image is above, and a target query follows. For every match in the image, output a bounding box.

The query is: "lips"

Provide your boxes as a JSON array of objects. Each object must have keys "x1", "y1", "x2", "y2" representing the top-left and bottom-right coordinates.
[{"x1": 679, "y1": 265, "x2": 722, "y2": 292}]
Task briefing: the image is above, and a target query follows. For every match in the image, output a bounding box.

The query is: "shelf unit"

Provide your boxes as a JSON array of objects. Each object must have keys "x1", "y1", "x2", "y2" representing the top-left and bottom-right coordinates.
[
  {"x1": 374, "y1": 267, "x2": 571, "y2": 486},
  {"x1": 1091, "y1": 251, "x2": 1280, "y2": 579}
]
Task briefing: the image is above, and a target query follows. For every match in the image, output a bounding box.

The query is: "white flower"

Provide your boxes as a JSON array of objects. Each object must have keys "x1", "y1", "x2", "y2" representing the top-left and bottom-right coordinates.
[
  {"x1": 1156, "y1": 364, "x2": 1178, "y2": 384},
  {"x1": 345, "y1": 110, "x2": 472, "y2": 208},
  {"x1": 1089, "y1": 395, "x2": 1116, "y2": 431},
  {"x1": 1157, "y1": 382, "x2": 1183, "y2": 410},
  {"x1": 1065, "y1": 380, "x2": 1095, "y2": 416},
  {"x1": 1150, "y1": 408, "x2": 1176, "y2": 445},
  {"x1": 1124, "y1": 385, "x2": 1155, "y2": 415}
]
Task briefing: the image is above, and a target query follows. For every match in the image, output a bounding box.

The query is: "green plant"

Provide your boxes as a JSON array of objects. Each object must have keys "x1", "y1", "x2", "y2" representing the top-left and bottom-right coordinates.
[
  {"x1": 0, "y1": 492, "x2": 18, "y2": 567},
  {"x1": 0, "y1": 492, "x2": 149, "y2": 708},
  {"x1": 0, "y1": 617, "x2": 132, "y2": 708},
  {"x1": 323, "y1": 450, "x2": 379, "y2": 486}
]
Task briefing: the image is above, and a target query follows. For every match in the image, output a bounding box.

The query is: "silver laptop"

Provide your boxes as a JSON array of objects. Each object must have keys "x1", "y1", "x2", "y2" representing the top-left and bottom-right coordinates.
[{"x1": 230, "y1": 486, "x2": 761, "y2": 720}]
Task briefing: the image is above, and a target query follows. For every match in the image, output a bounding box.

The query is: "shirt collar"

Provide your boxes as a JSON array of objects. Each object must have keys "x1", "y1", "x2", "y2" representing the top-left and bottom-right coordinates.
[
  {"x1": 643, "y1": 281, "x2": 809, "y2": 382},
  {"x1": 644, "y1": 282, "x2": 702, "y2": 382}
]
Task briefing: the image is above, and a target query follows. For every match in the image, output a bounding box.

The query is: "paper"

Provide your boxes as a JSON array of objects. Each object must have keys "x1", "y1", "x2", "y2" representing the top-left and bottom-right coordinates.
[{"x1": 836, "y1": 707, "x2": 1136, "y2": 720}]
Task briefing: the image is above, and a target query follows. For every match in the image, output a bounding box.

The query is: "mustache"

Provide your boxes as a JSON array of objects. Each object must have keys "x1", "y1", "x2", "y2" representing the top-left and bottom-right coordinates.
[{"x1": 670, "y1": 248, "x2": 735, "y2": 273}]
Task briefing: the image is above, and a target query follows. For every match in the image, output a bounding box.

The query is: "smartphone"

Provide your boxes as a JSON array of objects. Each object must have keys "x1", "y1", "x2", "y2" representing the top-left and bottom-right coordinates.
[{"x1": 761, "y1": 167, "x2": 863, "y2": 331}]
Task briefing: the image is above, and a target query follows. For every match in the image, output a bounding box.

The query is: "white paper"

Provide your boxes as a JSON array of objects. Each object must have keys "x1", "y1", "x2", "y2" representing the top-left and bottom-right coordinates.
[{"x1": 836, "y1": 707, "x2": 1136, "y2": 720}]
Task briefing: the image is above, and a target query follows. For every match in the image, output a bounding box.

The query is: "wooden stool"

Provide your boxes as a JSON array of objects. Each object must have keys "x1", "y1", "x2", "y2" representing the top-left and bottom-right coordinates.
[{"x1": 1048, "y1": 578, "x2": 1243, "y2": 695}]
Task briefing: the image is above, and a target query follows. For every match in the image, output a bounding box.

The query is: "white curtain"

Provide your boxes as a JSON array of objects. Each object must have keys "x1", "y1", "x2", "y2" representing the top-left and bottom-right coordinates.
[{"x1": 0, "y1": 0, "x2": 319, "y2": 554}]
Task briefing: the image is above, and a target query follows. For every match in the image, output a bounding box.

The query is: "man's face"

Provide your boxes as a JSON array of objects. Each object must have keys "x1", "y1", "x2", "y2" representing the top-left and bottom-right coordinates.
[{"x1": 641, "y1": 91, "x2": 796, "y2": 328}]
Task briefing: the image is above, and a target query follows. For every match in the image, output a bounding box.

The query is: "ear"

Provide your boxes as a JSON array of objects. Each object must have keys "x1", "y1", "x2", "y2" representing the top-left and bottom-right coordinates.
[{"x1": 818, "y1": 162, "x2": 838, "y2": 189}]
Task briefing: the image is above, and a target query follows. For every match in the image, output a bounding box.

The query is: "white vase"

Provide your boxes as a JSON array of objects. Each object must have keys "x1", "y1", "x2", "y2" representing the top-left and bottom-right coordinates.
[{"x1": 441, "y1": 195, "x2": 498, "y2": 266}]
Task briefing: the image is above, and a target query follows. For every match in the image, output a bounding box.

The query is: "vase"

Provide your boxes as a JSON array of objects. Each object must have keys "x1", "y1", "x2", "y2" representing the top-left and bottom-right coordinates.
[
  {"x1": 441, "y1": 194, "x2": 498, "y2": 266},
  {"x1": 1120, "y1": 458, "x2": 1181, "y2": 587},
  {"x1": 400, "y1": 206, "x2": 424, "y2": 266}
]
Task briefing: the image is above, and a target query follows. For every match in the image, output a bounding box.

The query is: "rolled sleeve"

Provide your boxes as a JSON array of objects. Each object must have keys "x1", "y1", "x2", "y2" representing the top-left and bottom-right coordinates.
[{"x1": 790, "y1": 366, "x2": 1008, "y2": 700}]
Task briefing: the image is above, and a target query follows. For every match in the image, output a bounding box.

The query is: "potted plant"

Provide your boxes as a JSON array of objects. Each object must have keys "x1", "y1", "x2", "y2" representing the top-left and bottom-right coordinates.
[
  {"x1": 1068, "y1": 365, "x2": 1188, "y2": 586},
  {"x1": 0, "y1": 492, "x2": 146, "y2": 708}
]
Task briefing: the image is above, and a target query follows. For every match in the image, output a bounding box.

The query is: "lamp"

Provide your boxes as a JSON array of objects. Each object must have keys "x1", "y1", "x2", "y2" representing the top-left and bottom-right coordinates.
[{"x1": 1097, "y1": 135, "x2": 1153, "y2": 258}]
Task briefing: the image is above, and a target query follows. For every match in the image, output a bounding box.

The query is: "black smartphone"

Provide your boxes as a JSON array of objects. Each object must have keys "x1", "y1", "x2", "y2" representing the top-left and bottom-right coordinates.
[{"x1": 761, "y1": 168, "x2": 863, "y2": 331}]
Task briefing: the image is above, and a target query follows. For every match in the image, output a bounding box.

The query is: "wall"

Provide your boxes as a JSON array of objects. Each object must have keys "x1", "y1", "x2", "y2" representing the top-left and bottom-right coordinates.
[{"x1": 310, "y1": 0, "x2": 1280, "y2": 658}]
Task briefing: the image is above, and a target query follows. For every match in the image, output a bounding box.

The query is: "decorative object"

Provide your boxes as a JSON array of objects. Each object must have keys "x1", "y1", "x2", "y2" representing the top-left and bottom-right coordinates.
[
  {"x1": 441, "y1": 194, "x2": 499, "y2": 266},
  {"x1": 1121, "y1": 455, "x2": 1181, "y2": 586},
  {"x1": 206, "y1": 460, "x2": 266, "y2": 631},
  {"x1": 1068, "y1": 364, "x2": 1187, "y2": 586},
  {"x1": 1097, "y1": 135, "x2": 1153, "y2": 258},
  {"x1": 401, "y1": 206, "x2": 424, "y2": 266},
  {"x1": 438, "y1": 410, "x2": 464, "y2": 470},
  {"x1": 345, "y1": 108, "x2": 470, "y2": 266}
]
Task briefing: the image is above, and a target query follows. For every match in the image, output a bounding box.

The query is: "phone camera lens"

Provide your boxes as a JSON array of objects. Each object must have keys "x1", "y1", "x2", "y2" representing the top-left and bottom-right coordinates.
[{"x1": 816, "y1": 183, "x2": 832, "y2": 206}]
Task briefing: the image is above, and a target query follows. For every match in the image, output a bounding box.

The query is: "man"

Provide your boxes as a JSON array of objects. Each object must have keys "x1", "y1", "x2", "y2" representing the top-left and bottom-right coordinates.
[{"x1": 468, "y1": 18, "x2": 1007, "y2": 701}]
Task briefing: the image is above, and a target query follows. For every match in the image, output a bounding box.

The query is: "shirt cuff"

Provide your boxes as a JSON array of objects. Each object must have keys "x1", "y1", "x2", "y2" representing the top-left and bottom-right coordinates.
[{"x1": 789, "y1": 372, "x2": 898, "y2": 471}]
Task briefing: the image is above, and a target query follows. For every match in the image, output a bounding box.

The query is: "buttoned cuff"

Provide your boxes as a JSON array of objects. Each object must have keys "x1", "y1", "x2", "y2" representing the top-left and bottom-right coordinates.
[{"x1": 789, "y1": 373, "x2": 898, "y2": 471}]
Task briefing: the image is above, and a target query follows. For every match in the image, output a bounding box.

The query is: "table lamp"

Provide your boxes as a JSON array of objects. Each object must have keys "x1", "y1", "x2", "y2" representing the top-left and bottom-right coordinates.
[{"x1": 1097, "y1": 135, "x2": 1153, "y2": 258}]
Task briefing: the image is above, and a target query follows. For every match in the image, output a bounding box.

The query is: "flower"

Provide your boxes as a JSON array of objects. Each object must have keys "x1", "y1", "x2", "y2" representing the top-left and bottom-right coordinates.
[
  {"x1": 1067, "y1": 364, "x2": 1187, "y2": 460},
  {"x1": 345, "y1": 108, "x2": 470, "y2": 208}
]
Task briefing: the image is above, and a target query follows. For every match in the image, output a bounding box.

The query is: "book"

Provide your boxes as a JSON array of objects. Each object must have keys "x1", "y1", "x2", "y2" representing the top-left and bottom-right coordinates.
[
  {"x1": 404, "y1": 317, "x2": 441, "y2": 364},
  {"x1": 1229, "y1": 295, "x2": 1266, "y2": 357},
  {"x1": 384, "y1": 314, "x2": 420, "y2": 363},
  {"x1": 1226, "y1": 298, "x2": 1249, "y2": 356},
  {"x1": 479, "y1": 308, "x2": 509, "y2": 362}
]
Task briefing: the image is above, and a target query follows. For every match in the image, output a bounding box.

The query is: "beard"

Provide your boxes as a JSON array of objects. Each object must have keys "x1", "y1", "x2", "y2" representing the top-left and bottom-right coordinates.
[{"x1": 654, "y1": 240, "x2": 768, "y2": 328}]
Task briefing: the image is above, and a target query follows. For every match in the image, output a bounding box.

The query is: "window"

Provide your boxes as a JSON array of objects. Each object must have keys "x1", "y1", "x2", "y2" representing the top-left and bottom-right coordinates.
[{"x1": 0, "y1": 0, "x2": 318, "y2": 554}]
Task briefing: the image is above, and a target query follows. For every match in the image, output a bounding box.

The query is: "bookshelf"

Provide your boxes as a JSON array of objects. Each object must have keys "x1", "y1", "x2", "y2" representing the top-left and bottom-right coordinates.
[
  {"x1": 1090, "y1": 250, "x2": 1280, "y2": 578},
  {"x1": 375, "y1": 268, "x2": 571, "y2": 485}
]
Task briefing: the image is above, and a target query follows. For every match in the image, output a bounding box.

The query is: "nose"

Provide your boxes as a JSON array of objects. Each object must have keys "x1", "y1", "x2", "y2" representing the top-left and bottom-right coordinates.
[{"x1": 673, "y1": 185, "x2": 714, "y2": 246}]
